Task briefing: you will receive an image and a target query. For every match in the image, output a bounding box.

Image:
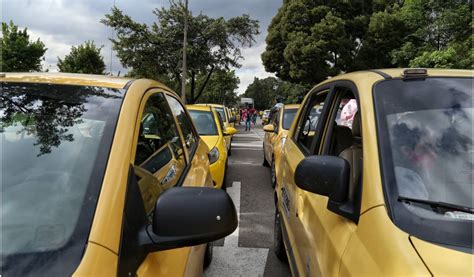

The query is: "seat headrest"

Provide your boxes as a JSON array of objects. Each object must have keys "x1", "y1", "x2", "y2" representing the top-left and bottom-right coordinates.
[
  {"x1": 334, "y1": 125, "x2": 353, "y2": 155},
  {"x1": 352, "y1": 112, "x2": 361, "y2": 138}
]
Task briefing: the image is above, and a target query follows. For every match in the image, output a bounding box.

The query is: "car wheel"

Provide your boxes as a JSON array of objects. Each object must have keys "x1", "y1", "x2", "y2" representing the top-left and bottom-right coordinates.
[
  {"x1": 271, "y1": 159, "x2": 277, "y2": 188},
  {"x1": 274, "y1": 210, "x2": 288, "y2": 261},
  {"x1": 203, "y1": 241, "x2": 213, "y2": 269},
  {"x1": 228, "y1": 142, "x2": 232, "y2": 156}
]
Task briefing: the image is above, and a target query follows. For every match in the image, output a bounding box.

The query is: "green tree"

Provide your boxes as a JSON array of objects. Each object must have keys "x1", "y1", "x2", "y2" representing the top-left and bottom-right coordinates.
[
  {"x1": 243, "y1": 77, "x2": 308, "y2": 110},
  {"x1": 263, "y1": 0, "x2": 472, "y2": 85},
  {"x1": 1, "y1": 21, "x2": 47, "y2": 72},
  {"x1": 101, "y1": 1, "x2": 259, "y2": 103},
  {"x1": 57, "y1": 41, "x2": 106, "y2": 74},
  {"x1": 194, "y1": 70, "x2": 239, "y2": 106}
]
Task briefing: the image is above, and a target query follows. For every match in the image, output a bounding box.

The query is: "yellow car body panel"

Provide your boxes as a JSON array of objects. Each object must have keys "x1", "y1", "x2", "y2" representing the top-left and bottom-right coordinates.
[
  {"x1": 277, "y1": 69, "x2": 473, "y2": 276},
  {"x1": 340, "y1": 206, "x2": 429, "y2": 276},
  {"x1": 264, "y1": 104, "x2": 300, "y2": 184},
  {"x1": 1, "y1": 73, "x2": 213, "y2": 276},
  {"x1": 197, "y1": 103, "x2": 234, "y2": 150},
  {"x1": 410, "y1": 237, "x2": 473, "y2": 276},
  {"x1": 187, "y1": 105, "x2": 229, "y2": 189}
]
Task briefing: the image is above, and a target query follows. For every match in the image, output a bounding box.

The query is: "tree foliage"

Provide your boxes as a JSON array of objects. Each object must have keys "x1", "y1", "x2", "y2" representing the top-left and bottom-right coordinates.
[
  {"x1": 194, "y1": 69, "x2": 239, "y2": 106},
  {"x1": 57, "y1": 41, "x2": 106, "y2": 74},
  {"x1": 1, "y1": 21, "x2": 47, "y2": 72},
  {"x1": 243, "y1": 77, "x2": 308, "y2": 110},
  {"x1": 101, "y1": 1, "x2": 259, "y2": 103},
  {"x1": 262, "y1": 0, "x2": 472, "y2": 85}
]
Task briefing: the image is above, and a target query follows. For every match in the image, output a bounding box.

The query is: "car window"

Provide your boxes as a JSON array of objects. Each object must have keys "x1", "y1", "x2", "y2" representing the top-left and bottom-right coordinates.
[
  {"x1": 1, "y1": 82, "x2": 124, "y2": 276},
  {"x1": 165, "y1": 95, "x2": 197, "y2": 151},
  {"x1": 215, "y1": 107, "x2": 227, "y2": 123},
  {"x1": 134, "y1": 93, "x2": 187, "y2": 212},
  {"x1": 216, "y1": 111, "x2": 225, "y2": 133},
  {"x1": 189, "y1": 110, "x2": 218, "y2": 136},
  {"x1": 282, "y1": 108, "x2": 298, "y2": 130},
  {"x1": 295, "y1": 91, "x2": 327, "y2": 153}
]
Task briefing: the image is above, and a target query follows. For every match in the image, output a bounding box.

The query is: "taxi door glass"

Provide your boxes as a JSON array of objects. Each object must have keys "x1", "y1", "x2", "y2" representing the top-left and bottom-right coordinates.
[
  {"x1": 165, "y1": 95, "x2": 197, "y2": 153},
  {"x1": 134, "y1": 92, "x2": 186, "y2": 213}
]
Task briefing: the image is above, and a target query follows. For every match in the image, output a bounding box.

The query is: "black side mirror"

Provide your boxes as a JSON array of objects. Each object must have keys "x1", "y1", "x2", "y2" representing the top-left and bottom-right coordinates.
[
  {"x1": 229, "y1": 116, "x2": 236, "y2": 123},
  {"x1": 140, "y1": 187, "x2": 238, "y2": 252},
  {"x1": 295, "y1": 155, "x2": 349, "y2": 202},
  {"x1": 294, "y1": 155, "x2": 360, "y2": 223}
]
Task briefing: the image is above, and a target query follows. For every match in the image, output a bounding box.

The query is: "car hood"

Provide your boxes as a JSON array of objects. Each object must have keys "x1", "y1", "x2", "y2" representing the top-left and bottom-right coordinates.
[
  {"x1": 410, "y1": 236, "x2": 473, "y2": 275},
  {"x1": 201, "y1": 135, "x2": 220, "y2": 150}
]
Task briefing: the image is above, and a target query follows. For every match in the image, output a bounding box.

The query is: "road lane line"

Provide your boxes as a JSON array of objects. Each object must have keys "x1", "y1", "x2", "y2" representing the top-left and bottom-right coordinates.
[{"x1": 204, "y1": 181, "x2": 269, "y2": 277}]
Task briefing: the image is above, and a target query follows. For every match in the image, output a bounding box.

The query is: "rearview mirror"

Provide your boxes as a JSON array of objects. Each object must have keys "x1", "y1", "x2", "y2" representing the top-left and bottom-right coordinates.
[
  {"x1": 224, "y1": 127, "x2": 237, "y2": 136},
  {"x1": 140, "y1": 187, "x2": 238, "y2": 252},
  {"x1": 294, "y1": 155, "x2": 349, "y2": 202},
  {"x1": 294, "y1": 155, "x2": 360, "y2": 222},
  {"x1": 263, "y1": 124, "x2": 275, "y2": 132}
]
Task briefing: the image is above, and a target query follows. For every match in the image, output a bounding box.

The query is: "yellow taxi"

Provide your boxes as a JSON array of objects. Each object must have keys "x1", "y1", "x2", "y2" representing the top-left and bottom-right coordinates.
[
  {"x1": 197, "y1": 104, "x2": 236, "y2": 155},
  {"x1": 274, "y1": 69, "x2": 473, "y2": 276},
  {"x1": 1, "y1": 73, "x2": 238, "y2": 276},
  {"x1": 262, "y1": 104, "x2": 300, "y2": 188},
  {"x1": 187, "y1": 105, "x2": 237, "y2": 189},
  {"x1": 262, "y1": 109, "x2": 271, "y2": 125}
]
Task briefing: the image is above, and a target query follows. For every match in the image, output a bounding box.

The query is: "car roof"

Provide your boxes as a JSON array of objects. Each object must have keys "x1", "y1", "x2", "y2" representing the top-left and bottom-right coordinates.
[
  {"x1": 284, "y1": 104, "x2": 300, "y2": 110},
  {"x1": 0, "y1": 72, "x2": 136, "y2": 89},
  {"x1": 318, "y1": 68, "x2": 472, "y2": 87},
  {"x1": 186, "y1": 104, "x2": 212, "y2": 112},
  {"x1": 197, "y1": 103, "x2": 225, "y2": 108},
  {"x1": 0, "y1": 72, "x2": 179, "y2": 91}
]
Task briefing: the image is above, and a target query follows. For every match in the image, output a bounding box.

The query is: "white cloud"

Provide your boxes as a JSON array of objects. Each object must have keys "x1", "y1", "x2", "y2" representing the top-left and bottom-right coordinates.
[{"x1": 235, "y1": 42, "x2": 274, "y2": 95}]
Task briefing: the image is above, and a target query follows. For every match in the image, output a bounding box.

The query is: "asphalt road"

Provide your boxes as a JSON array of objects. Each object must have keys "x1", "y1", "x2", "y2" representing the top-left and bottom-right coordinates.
[{"x1": 204, "y1": 120, "x2": 291, "y2": 277}]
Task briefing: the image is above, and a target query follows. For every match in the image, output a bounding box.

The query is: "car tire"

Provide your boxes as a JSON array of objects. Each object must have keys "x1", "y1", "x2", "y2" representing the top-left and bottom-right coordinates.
[
  {"x1": 271, "y1": 158, "x2": 277, "y2": 188},
  {"x1": 274, "y1": 210, "x2": 288, "y2": 262},
  {"x1": 228, "y1": 142, "x2": 232, "y2": 156},
  {"x1": 203, "y1": 241, "x2": 213, "y2": 269}
]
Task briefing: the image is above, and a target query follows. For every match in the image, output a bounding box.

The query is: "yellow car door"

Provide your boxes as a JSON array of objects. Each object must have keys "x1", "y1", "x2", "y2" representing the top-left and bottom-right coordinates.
[
  {"x1": 286, "y1": 84, "x2": 363, "y2": 276},
  {"x1": 121, "y1": 90, "x2": 202, "y2": 277},
  {"x1": 279, "y1": 88, "x2": 329, "y2": 276}
]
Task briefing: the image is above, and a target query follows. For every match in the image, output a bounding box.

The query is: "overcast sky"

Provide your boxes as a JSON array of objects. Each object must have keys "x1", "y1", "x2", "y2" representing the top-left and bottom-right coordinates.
[{"x1": 1, "y1": 0, "x2": 281, "y2": 94}]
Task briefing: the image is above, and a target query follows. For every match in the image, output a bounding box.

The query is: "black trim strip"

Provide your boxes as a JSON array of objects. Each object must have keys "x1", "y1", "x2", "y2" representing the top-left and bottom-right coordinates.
[
  {"x1": 368, "y1": 70, "x2": 392, "y2": 79},
  {"x1": 279, "y1": 211, "x2": 300, "y2": 277}
]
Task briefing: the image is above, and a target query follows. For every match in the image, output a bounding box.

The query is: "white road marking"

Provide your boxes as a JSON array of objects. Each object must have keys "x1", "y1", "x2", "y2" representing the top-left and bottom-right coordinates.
[
  {"x1": 231, "y1": 142, "x2": 262, "y2": 148},
  {"x1": 204, "y1": 181, "x2": 269, "y2": 276}
]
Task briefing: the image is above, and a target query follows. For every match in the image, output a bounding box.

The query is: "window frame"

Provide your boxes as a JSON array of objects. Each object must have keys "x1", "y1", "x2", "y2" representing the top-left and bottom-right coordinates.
[
  {"x1": 319, "y1": 81, "x2": 361, "y2": 155},
  {"x1": 292, "y1": 84, "x2": 334, "y2": 156}
]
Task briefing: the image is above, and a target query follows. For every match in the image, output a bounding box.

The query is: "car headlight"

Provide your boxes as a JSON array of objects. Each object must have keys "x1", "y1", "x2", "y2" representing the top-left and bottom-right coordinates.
[{"x1": 208, "y1": 147, "x2": 219, "y2": 164}]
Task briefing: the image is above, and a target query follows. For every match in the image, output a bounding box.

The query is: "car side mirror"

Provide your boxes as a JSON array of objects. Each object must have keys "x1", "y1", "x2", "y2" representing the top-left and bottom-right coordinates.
[
  {"x1": 294, "y1": 155, "x2": 359, "y2": 223},
  {"x1": 140, "y1": 187, "x2": 238, "y2": 252},
  {"x1": 224, "y1": 127, "x2": 237, "y2": 136},
  {"x1": 263, "y1": 124, "x2": 275, "y2": 132},
  {"x1": 229, "y1": 116, "x2": 236, "y2": 123}
]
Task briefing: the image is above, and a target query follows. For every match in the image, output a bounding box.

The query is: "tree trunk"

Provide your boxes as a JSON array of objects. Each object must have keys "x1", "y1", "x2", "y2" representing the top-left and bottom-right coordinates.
[
  {"x1": 190, "y1": 71, "x2": 196, "y2": 103},
  {"x1": 193, "y1": 66, "x2": 215, "y2": 103}
]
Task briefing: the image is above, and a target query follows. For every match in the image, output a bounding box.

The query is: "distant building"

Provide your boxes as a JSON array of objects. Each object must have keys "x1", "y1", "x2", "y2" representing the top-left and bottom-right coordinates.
[{"x1": 240, "y1": 97, "x2": 254, "y2": 108}]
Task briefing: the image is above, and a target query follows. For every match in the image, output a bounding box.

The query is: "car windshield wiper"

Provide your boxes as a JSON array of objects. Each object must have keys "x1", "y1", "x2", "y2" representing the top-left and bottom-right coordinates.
[{"x1": 398, "y1": 196, "x2": 474, "y2": 214}]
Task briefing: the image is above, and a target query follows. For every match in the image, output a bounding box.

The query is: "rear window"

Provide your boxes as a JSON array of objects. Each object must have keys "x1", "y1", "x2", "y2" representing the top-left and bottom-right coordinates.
[
  {"x1": 282, "y1": 108, "x2": 298, "y2": 130},
  {"x1": 1, "y1": 82, "x2": 124, "y2": 275},
  {"x1": 189, "y1": 110, "x2": 218, "y2": 135}
]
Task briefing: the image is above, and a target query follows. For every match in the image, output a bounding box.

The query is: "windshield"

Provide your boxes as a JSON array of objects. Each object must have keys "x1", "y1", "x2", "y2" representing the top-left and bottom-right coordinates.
[
  {"x1": 374, "y1": 77, "x2": 473, "y2": 250},
  {"x1": 189, "y1": 110, "x2": 218, "y2": 135},
  {"x1": 215, "y1": 107, "x2": 227, "y2": 123},
  {"x1": 282, "y1": 108, "x2": 298, "y2": 130},
  {"x1": 1, "y1": 82, "x2": 123, "y2": 275}
]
